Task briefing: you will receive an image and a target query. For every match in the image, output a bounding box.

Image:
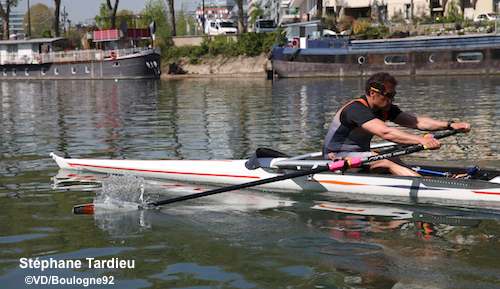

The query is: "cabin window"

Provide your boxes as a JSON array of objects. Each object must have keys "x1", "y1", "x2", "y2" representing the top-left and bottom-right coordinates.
[
  {"x1": 329, "y1": 42, "x2": 334, "y2": 48},
  {"x1": 85, "y1": 66, "x2": 90, "y2": 73},
  {"x1": 71, "y1": 67, "x2": 76, "y2": 74},
  {"x1": 41, "y1": 68, "x2": 46, "y2": 75},
  {"x1": 54, "y1": 68, "x2": 59, "y2": 75},
  {"x1": 112, "y1": 62, "x2": 120, "y2": 67},
  {"x1": 457, "y1": 52, "x2": 483, "y2": 62},
  {"x1": 340, "y1": 42, "x2": 347, "y2": 49},
  {"x1": 358, "y1": 56, "x2": 365, "y2": 65},
  {"x1": 299, "y1": 27, "x2": 306, "y2": 37},
  {"x1": 429, "y1": 54, "x2": 436, "y2": 62},
  {"x1": 384, "y1": 55, "x2": 408, "y2": 64},
  {"x1": 25, "y1": 68, "x2": 29, "y2": 76}
]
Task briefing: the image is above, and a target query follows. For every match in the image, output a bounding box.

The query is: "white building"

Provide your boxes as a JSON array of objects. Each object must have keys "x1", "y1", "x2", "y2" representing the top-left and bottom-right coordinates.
[
  {"x1": 1, "y1": 2, "x2": 26, "y2": 38},
  {"x1": 270, "y1": 0, "x2": 500, "y2": 27}
]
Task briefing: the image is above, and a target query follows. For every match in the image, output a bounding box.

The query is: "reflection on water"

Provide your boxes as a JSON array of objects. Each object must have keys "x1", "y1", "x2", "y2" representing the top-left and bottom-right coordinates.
[{"x1": 1, "y1": 76, "x2": 500, "y2": 288}]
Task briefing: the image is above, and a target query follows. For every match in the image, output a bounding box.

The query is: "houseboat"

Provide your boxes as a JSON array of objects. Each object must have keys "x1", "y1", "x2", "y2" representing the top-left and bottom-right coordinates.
[
  {"x1": 0, "y1": 26, "x2": 161, "y2": 80},
  {"x1": 270, "y1": 20, "x2": 500, "y2": 78}
]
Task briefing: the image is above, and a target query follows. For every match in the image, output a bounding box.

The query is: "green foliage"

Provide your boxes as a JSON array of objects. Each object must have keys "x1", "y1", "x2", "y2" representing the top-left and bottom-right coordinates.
[
  {"x1": 163, "y1": 40, "x2": 209, "y2": 60},
  {"x1": 353, "y1": 19, "x2": 371, "y2": 35},
  {"x1": 249, "y1": 2, "x2": 265, "y2": 27},
  {"x1": 444, "y1": 1, "x2": 462, "y2": 23},
  {"x1": 41, "y1": 28, "x2": 53, "y2": 38},
  {"x1": 116, "y1": 10, "x2": 135, "y2": 29},
  {"x1": 23, "y1": 3, "x2": 54, "y2": 38},
  {"x1": 140, "y1": 0, "x2": 171, "y2": 48},
  {"x1": 163, "y1": 30, "x2": 283, "y2": 60},
  {"x1": 95, "y1": 4, "x2": 110, "y2": 29},
  {"x1": 176, "y1": 4, "x2": 188, "y2": 36},
  {"x1": 175, "y1": 3, "x2": 198, "y2": 36}
]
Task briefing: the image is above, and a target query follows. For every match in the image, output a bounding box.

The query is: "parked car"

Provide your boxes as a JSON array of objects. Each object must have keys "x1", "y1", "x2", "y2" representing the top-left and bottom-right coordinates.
[
  {"x1": 251, "y1": 20, "x2": 277, "y2": 33},
  {"x1": 205, "y1": 19, "x2": 237, "y2": 35},
  {"x1": 474, "y1": 13, "x2": 498, "y2": 22}
]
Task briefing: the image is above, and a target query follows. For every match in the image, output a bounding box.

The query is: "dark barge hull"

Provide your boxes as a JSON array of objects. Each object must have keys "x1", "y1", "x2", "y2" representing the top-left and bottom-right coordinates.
[
  {"x1": 271, "y1": 33, "x2": 500, "y2": 77},
  {"x1": 0, "y1": 51, "x2": 161, "y2": 80}
]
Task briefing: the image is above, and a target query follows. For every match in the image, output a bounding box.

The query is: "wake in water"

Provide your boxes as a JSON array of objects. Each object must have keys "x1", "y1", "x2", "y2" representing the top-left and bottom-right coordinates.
[{"x1": 93, "y1": 173, "x2": 145, "y2": 211}]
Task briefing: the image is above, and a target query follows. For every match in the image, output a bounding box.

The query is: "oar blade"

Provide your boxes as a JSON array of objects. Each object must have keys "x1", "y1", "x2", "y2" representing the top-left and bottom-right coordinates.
[{"x1": 73, "y1": 204, "x2": 95, "y2": 215}]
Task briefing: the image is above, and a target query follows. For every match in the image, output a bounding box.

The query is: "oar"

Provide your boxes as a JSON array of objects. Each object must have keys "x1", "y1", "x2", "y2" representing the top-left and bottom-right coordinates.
[
  {"x1": 137, "y1": 129, "x2": 463, "y2": 209},
  {"x1": 72, "y1": 129, "x2": 464, "y2": 214}
]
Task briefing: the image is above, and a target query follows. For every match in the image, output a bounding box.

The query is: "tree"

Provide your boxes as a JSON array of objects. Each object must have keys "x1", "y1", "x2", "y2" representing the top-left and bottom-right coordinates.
[
  {"x1": 235, "y1": 0, "x2": 245, "y2": 34},
  {"x1": 54, "y1": 0, "x2": 61, "y2": 36},
  {"x1": 95, "y1": 3, "x2": 110, "y2": 29},
  {"x1": 23, "y1": 3, "x2": 54, "y2": 38},
  {"x1": 176, "y1": 4, "x2": 187, "y2": 35},
  {"x1": 106, "y1": 0, "x2": 120, "y2": 29},
  {"x1": 0, "y1": 0, "x2": 19, "y2": 39},
  {"x1": 165, "y1": 0, "x2": 176, "y2": 36},
  {"x1": 249, "y1": 1, "x2": 264, "y2": 27},
  {"x1": 42, "y1": 27, "x2": 53, "y2": 38},
  {"x1": 140, "y1": 0, "x2": 170, "y2": 47},
  {"x1": 116, "y1": 9, "x2": 134, "y2": 28}
]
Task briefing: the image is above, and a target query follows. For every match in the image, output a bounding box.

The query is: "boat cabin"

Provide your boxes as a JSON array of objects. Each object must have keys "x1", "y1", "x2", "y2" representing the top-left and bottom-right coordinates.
[
  {"x1": 93, "y1": 28, "x2": 151, "y2": 50},
  {"x1": 0, "y1": 37, "x2": 68, "y2": 65},
  {"x1": 282, "y1": 20, "x2": 348, "y2": 49}
]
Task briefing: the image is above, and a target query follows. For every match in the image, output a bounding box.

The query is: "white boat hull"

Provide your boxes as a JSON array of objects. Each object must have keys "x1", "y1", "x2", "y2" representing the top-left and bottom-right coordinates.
[{"x1": 50, "y1": 153, "x2": 500, "y2": 203}]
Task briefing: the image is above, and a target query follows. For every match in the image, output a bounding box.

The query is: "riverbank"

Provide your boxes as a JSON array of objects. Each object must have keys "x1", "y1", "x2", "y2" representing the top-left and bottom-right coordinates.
[{"x1": 161, "y1": 53, "x2": 271, "y2": 78}]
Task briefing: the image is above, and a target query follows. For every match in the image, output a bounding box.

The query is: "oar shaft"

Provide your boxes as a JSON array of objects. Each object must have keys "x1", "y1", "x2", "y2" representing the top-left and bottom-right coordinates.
[
  {"x1": 143, "y1": 129, "x2": 463, "y2": 208},
  {"x1": 361, "y1": 129, "x2": 462, "y2": 164},
  {"x1": 146, "y1": 165, "x2": 332, "y2": 207}
]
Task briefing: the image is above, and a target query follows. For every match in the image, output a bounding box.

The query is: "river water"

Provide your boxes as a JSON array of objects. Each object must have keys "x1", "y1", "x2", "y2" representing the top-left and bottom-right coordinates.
[{"x1": 1, "y1": 75, "x2": 500, "y2": 288}]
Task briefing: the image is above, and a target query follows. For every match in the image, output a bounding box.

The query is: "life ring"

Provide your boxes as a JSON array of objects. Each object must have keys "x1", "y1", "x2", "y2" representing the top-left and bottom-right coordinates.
[
  {"x1": 35, "y1": 56, "x2": 42, "y2": 64},
  {"x1": 110, "y1": 51, "x2": 117, "y2": 59},
  {"x1": 291, "y1": 39, "x2": 299, "y2": 48}
]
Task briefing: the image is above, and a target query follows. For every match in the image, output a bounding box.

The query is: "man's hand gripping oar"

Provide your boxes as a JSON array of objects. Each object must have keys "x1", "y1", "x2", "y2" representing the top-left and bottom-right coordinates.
[{"x1": 72, "y1": 129, "x2": 466, "y2": 214}]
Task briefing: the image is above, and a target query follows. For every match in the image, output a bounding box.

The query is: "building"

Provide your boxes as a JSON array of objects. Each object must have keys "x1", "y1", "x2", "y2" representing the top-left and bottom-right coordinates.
[
  {"x1": 275, "y1": 0, "x2": 500, "y2": 27},
  {"x1": 9, "y1": 10, "x2": 25, "y2": 37},
  {"x1": 195, "y1": 0, "x2": 248, "y2": 31},
  {"x1": 247, "y1": 0, "x2": 280, "y2": 25},
  {"x1": 1, "y1": 2, "x2": 26, "y2": 38}
]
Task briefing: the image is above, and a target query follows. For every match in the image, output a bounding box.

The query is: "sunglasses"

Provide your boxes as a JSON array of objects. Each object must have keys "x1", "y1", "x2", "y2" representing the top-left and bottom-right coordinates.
[{"x1": 370, "y1": 87, "x2": 397, "y2": 99}]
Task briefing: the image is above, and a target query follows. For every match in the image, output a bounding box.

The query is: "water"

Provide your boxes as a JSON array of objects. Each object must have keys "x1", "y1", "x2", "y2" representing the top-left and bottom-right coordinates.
[{"x1": 1, "y1": 75, "x2": 500, "y2": 288}]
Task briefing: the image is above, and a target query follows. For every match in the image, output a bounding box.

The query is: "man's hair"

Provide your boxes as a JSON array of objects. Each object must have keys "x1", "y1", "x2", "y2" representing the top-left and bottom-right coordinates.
[{"x1": 365, "y1": 72, "x2": 398, "y2": 95}]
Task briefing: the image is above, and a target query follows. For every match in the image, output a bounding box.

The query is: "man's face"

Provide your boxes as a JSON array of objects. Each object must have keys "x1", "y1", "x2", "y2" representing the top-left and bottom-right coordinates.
[{"x1": 378, "y1": 82, "x2": 396, "y2": 111}]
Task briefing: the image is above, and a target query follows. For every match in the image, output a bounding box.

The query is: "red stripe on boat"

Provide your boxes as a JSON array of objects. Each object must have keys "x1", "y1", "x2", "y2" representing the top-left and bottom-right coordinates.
[
  {"x1": 473, "y1": 191, "x2": 500, "y2": 195},
  {"x1": 67, "y1": 162, "x2": 260, "y2": 179}
]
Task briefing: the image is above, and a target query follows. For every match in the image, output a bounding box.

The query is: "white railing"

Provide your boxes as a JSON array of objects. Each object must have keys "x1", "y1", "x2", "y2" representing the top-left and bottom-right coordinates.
[{"x1": 1, "y1": 46, "x2": 161, "y2": 65}]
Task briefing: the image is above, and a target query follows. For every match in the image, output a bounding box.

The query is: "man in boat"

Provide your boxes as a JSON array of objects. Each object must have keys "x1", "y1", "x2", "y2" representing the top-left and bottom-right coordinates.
[{"x1": 323, "y1": 72, "x2": 471, "y2": 176}]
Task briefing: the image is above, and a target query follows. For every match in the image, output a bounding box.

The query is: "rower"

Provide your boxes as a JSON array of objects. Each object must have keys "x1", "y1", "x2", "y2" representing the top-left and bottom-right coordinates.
[{"x1": 323, "y1": 72, "x2": 471, "y2": 177}]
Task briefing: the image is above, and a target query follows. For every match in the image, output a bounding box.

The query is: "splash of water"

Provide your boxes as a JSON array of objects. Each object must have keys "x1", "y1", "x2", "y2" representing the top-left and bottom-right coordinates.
[{"x1": 94, "y1": 173, "x2": 145, "y2": 205}]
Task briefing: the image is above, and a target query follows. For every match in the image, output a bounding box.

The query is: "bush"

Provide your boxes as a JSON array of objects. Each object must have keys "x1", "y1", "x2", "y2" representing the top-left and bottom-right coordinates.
[
  {"x1": 353, "y1": 19, "x2": 371, "y2": 35},
  {"x1": 163, "y1": 30, "x2": 284, "y2": 60},
  {"x1": 338, "y1": 16, "x2": 355, "y2": 32}
]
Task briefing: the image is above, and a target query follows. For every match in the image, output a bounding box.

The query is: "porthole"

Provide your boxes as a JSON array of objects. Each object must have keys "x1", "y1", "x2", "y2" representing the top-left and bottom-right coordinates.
[
  {"x1": 457, "y1": 52, "x2": 483, "y2": 62},
  {"x1": 384, "y1": 55, "x2": 407, "y2": 64},
  {"x1": 54, "y1": 68, "x2": 59, "y2": 75},
  {"x1": 71, "y1": 67, "x2": 76, "y2": 74},
  {"x1": 12, "y1": 68, "x2": 17, "y2": 76},
  {"x1": 429, "y1": 54, "x2": 436, "y2": 62},
  {"x1": 41, "y1": 67, "x2": 46, "y2": 75},
  {"x1": 85, "y1": 66, "x2": 90, "y2": 74},
  {"x1": 25, "y1": 68, "x2": 29, "y2": 76},
  {"x1": 3, "y1": 69, "x2": 7, "y2": 76},
  {"x1": 112, "y1": 62, "x2": 120, "y2": 67},
  {"x1": 357, "y1": 56, "x2": 365, "y2": 65}
]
